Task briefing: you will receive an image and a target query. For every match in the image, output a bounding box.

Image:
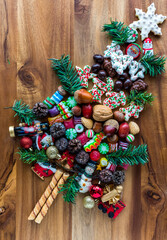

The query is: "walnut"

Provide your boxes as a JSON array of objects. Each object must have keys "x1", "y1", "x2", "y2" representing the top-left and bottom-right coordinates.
[{"x1": 93, "y1": 105, "x2": 113, "y2": 122}]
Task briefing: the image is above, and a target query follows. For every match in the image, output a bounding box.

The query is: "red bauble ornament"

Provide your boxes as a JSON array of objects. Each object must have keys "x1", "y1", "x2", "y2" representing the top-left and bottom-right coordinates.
[
  {"x1": 89, "y1": 185, "x2": 103, "y2": 198},
  {"x1": 90, "y1": 150, "x2": 100, "y2": 161},
  {"x1": 20, "y1": 137, "x2": 33, "y2": 149}
]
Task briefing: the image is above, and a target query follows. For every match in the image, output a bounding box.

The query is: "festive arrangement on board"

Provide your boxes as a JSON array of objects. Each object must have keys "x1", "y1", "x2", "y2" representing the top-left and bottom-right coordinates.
[{"x1": 8, "y1": 3, "x2": 166, "y2": 223}]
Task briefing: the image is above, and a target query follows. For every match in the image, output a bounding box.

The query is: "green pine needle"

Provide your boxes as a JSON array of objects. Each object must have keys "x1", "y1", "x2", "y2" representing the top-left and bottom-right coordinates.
[
  {"x1": 140, "y1": 53, "x2": 166, "y2": 77},
  {"x1": 107, "y1": 144, "x2": 149, "y2": 166},
  {"x1": 7, "y1": 100, "x2": 36, "y2": 125},
  {"x1": 17, "y1": 148, "x2": 48, "y2": 164},
  {"x1": 50, "y1": 55, "x2": 83, "y2": 95},
  {"x1": 59, "y1": 175, "x2": 80, "y2": 204},
  {"x1": 102, "y1": 19, "x2": 131, "y2": 45},
  {"x1": 127, "y1": 90, "x2": 154, "y2": 106}
]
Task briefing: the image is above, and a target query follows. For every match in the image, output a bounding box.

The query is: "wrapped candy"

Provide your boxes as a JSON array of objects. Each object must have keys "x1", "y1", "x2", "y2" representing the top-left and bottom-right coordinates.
[{"x1": 84, "y1": 132, "x2": 105, "y2": 152}]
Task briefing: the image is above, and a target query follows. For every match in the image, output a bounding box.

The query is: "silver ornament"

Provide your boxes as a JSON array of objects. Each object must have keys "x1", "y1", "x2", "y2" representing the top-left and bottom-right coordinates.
[{"x1": 83, "y1": 196, "x2": 95, "y2": 209}]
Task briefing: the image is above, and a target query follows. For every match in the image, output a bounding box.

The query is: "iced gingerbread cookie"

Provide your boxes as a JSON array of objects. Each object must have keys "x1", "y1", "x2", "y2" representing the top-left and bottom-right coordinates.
[{"x1": 129, "y1": 3, "x2": 167, "y2": 41}]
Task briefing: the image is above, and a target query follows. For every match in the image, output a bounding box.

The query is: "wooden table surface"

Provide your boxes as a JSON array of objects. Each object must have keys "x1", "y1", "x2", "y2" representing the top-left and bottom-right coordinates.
[{"x1": 0, "y1": 0, "x2": 167, "y2": 239}]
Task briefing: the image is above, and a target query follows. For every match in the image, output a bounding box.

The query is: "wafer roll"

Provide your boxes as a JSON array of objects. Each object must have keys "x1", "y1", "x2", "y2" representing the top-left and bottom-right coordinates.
[
  {"x1": 28, "y1": 169, "x2": 63, "y2": 220},
  {"x1": 34, "y1": 172, "x2": 69, "y2": 224}
]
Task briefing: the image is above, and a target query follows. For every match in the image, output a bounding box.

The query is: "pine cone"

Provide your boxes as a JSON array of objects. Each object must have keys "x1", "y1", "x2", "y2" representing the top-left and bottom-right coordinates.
[
  {"x1": 55, "y1": 137, "x2": 68, "y2": 152},
  {"x1": 33, "y1": 102, "x2": 48, "y2": 118},
  {"x1": 75, "y1": 150, "x2": 89, "y2": 165},
  {"x1": 98, "y1": 169, "x2": 113, "y2": 183},
  {"x1": 103, "y1": 59, "x2": 116, "y2": 78},
  {"x1": 68, "y1": 139, "x2": 82, "y2": 154},
  {"x1": 50, "y1": 123, "x2": 66, "y2": 139},
  {"x1": 130, "y1": 79, "x2": 148, "y2": 91},
  {"x1": 112, "y1": 171, "x2": 125, "y2": 185}
]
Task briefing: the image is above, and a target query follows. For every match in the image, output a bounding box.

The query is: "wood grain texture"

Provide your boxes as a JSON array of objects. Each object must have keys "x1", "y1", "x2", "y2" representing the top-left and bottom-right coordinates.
[{"x1": 0, "y1": 0, "x2": 166, "y2": 240}]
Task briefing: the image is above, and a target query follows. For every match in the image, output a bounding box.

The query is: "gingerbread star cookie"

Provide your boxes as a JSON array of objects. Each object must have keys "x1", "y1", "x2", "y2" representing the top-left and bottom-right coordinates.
[{"x1": 129, "y1": 3, "x2": 166, "y2": 41}]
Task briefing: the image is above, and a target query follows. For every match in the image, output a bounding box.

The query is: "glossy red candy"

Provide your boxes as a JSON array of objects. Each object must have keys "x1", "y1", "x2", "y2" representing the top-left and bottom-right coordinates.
[
  {"x1": 82, "y1": 104, "x2": 93, "y2": 119},
  {"x1": 90, "y1": 150, "x2": 100, "y2": 162},
  {"x1": 89, "y1": 185, "x2": 103, "y2": 198},
  {"x1": 118, "y1": 122, "x2": 130, "y2": 138}
]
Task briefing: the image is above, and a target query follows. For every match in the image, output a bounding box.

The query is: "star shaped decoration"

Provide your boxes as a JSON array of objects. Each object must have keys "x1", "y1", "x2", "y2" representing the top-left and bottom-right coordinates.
[
  {"x1": 76, "y1": 65, "x2": 95, "y2": 88},
  {"x1": 129, "y1": 3, "x2": 167, "y2": 41}
]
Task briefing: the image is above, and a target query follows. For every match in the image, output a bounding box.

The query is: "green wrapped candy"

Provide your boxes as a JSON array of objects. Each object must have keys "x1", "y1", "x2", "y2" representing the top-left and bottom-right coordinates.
[
  {"x1": 66, "y1": 96, "x2": 77, "y2": 108},
  {"x1": 98, "y1": 143, "x2": 109, "y2": 154},
  {"x1": 65, "y1": 128, "x2": 77, "y2": 140}
]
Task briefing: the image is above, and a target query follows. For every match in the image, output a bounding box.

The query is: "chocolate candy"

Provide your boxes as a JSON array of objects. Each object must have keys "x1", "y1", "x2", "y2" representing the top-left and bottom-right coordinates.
[
  {"x1": 91, "y1": 63, "x2": 101, "y2": 74},
  {"x1": 75, "y1": 150, "x2": 89, "y2": 165},
  {"x1": 93, "y1": 54, "x2": 104, "y2": 64},
  {"x1": 98, "y1": 70, "x2": 107, "y2": 81},
  {"x1": 117, "y1": 72, "x2": 129, "y2": 81},
  {"x1": 114, "y1": 80, "x2": 123, "y2": 92},
  {"x1": 55, "y1": 137, "x2": 68, "y2": 152},
  {"x1": 124, "y1": 79, "x2": 132, "y2": 90},
  {"x1": 98, "y1": 169, "x2": 113, "y2": 183}
]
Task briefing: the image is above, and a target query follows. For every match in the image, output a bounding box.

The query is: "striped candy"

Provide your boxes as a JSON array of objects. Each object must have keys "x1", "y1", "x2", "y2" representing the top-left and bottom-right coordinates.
[
  {"x1": 126, "y1": 134, "x2": 135, "y2": 143},
  {"x1": 85, "y1": 129, "x2": 94, "y2": 138}
]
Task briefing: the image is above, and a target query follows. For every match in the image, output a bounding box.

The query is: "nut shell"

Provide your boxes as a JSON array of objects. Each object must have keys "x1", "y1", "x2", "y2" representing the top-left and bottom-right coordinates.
[
  {"x1": 93, "y1": 105, "x2": 113, "y2": 122},
  {"x1": 81, "y1": 117, "x2": 93, "y2": 129},
  {"x1": 129, "y1": 121, "x2": 140, "y2": 135}
]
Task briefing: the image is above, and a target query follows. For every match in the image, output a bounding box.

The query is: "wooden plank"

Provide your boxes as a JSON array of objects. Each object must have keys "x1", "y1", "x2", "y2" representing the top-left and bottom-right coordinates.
[
  {"x1": 16, "y1": 0, "x2": 74, "y2": 240},
  {"x1": 0, "y1": 0, "x2": 17, "y2": 239}
]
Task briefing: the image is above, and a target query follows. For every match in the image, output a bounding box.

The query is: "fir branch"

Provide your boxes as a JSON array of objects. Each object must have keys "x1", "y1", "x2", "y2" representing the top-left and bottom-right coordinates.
[
  {"x1": 140, "y1": 53, "x2": 166, "y2": 77},
  {"x1": 5, "y1": 100, "x2": 36, "y2": 125},
  {"x1": 107, "y1": 144, "x2": 149, "y2": 166},
  {"x1": 50, "y1": 55, "x2": 83, "y2": 95},
  {"x1": 17, "y1": 148, "x2": 48, "y2": 164},
  {"x1": 102, "y1": 19, "x2": 131, "y2": 45},
  {"x1": 59, "y1": 175, "x2": 80, "y2": 204},
  {"x1": 127, "y1": 90, "x2": 154, "y2": 106}
]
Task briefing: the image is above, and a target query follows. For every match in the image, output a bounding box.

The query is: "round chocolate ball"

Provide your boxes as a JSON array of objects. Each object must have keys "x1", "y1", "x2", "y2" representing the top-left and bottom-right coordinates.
[
  {"x1": 91, "y1": 63, "x2": 101, "y2": 74},
  {"x1": 124, "y1": 79, "x2": 132, "y2": 89},
  {"x1": 117, "y1": 72, "x2": 129, "y2": 81},
  {"x1": 98, "y1": 70, "x2": 107, "y2": 81},
  {"x1": 93, "y1": 54, "x2": 104, "y2": 64},
  {"x1": 114, "y1": 80, "x2": 123, "y2": 92}
]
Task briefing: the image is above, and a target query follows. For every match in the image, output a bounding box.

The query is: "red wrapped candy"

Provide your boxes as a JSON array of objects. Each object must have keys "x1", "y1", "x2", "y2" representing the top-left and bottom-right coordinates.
[
  {"x1": 89, "y1": 185, "x2": 103, "y2": 198},
  {"x1": 90, "y1": 150, "x2": 100, "y2": 162}
]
